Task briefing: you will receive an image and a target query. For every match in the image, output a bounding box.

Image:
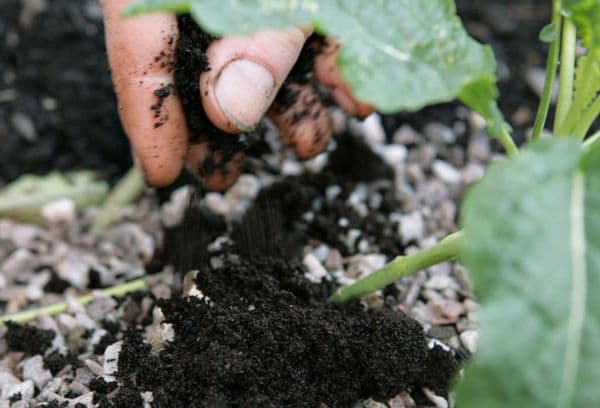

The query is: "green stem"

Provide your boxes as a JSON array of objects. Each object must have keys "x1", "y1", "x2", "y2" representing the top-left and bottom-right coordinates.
[
  {"x1": 92, "y1": 166, "x2": 146, "y2": 231},
  {"x1": 572, "y1": 97, "x2": 600, "y2": 139},
  {"x1": 557, "y1": 56, "x2": 596, "y2": 136},
  {"x1": 498, "y1": 127, "x2": 519, "y2": 157},
  {"x1": 531, "y1": 0, "x2": 562, "y2": 141},
  {"x1": 554, "y1": 18, "x2": 577, "y2": 132},
  {"x1": 0, "y1": 278, "x2": 148, "y2": 325},
  {"x1": 330, "y1": 231, "x2": 463, "y2": 305}
]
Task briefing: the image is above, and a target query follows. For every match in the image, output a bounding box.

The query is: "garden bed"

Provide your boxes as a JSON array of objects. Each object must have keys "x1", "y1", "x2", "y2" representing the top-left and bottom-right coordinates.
[{"x1": 0, "y1": 0, "x2": 554, "y2": 407}]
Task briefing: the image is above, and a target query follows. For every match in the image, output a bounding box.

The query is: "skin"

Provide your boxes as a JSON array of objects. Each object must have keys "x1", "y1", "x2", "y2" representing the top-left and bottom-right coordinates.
[{"x1": 100, "y1": 0, "x2": 373, "y2": 190}]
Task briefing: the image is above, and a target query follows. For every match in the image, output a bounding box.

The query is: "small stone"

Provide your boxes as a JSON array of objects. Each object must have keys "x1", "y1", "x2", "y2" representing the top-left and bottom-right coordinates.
[
  {"x1": 357, "y1": 239, "x2": 369, "y2": 253},
  {"x1": 325, "y1": 249, "x2": 343, "y2": 271},
  {"x1": 461, "y1": 162, "x2": 485, "y2": 185},
  {"x1": 41, "y1": 198, "x2": 76, "y2": 224},
  {"x1": 311, "y1": 245, "x2": 330, "y2": 262},
  {"x1": 424, "y1": 123, "x2": 456, "y2": 144},
  {"x1": 102, "y1": 341, "x2": 123, "y2": 376},
  {"x1": 70, "y1": 392, "x2": 94, "y2": 407},
  {"x1": 161, "y1": 186, "x2": 191, "y2": 227},
  {"x1": 84, "y1": 359, "x2": 104, "y2": 377},
  {"x1": 425, "y1": 274, "x2": 458, "y2": 291},
  {"x1": 304, "y1": 152, "x2": 329, "y2": 173},
  {"x1": 1, "y1": 380, "x2": 34, "y2": 401},
  {"x1": 356, "y1": 398, "x2": 387, "y2": 408},
  {"x1": 325, "y1": 185, "x2": 342, "y2": 202},
  {"x1": 374, "y1": 144, "x2": 407, "y2": 166},
  {"x1": 346, "y1": 254, "x2": 386, "y2": 279},
  {"x1": 398, "y1": 212, "x2": 424, "y2": 245},
  {"x1": 303, "y1": 253, "x2": 328, "y2": 283},
  {"x1": 41, "y1": 96, "x2": 58, "y2": 111},
  {"x1": 432, "y1": 160, "x2": 462, "y2": 185},
  {"x1": 281, "y1": 159, "x2": 303, "y2": 176},
  {"x1": 345, "y1": 229, "x2": 362, "y2": 249},
  {"x1": 460, "y1": 330, "x2": 480, "y2": 353},
  {"x1": 468, "y1": 111, "x2": 487, "y2": 132},
  {"x1": 359, "y1": 113, "x2": 386, "y2": 145},
  {"x1": 392, "y1": 125, "x2": 420, "y2": 145},
  {"x1": 467, "y1": 134, "x2": 491, "y2": 162},
  {"x1": 11, "y1": 112, "x2": 37, "y2": 141},
  {"x1": 388, "y1": 392, "x2": 416, "y2": 408},
  {"x1": 147, "y1": 322, "x2": 175, "y2": 354},
  {"x1": 20, "y1": 355, "x2": 52, "y2": 389},
  {"x1": 204, "y1": 193, "x2": 228, "y2": 216}
]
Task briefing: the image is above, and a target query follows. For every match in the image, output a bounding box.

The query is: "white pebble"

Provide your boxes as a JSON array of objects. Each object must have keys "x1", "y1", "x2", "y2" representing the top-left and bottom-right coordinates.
[
  {"x1": 204, "y1": 193, "x2": 228, "y2": 216},
  {"x1": 11, "y1": 112, "x2": 37, "y2": 141},
  {"x1": 432, "y1": 160, "x2": 462, "y2": 185},
  {"x1": 304, "y1": 152, "x2": 329, "y2": 173},
  {"x1": 398, "y1": 212, "x2": 425, "y2": 245},
  {"x1": 325, "y1": 185, "x2": 342, "y2": 202},
  {"x1": 281, "y1": 159, "x2": 303, "y2": 176},
  {"x1": 41, "y1": 198, "x2": 76, "y2": 224},
  {"x1": 338, "y1": 217, "x2": 349, "y2": 228},
  {"x1": 311, "y1": 245, "x2": 330, "y2": 262},
  {"x1": 102, "y1": 341, "x2": 123, "y2": 376},
  {"x1": 373, "y1": 144, "x2": 407, "y2": 166},
  {"x1": 20, "y1": 355, "x2": 52, "y2": 389},
  {"x1": 346, "y1": 254, "x2": 387, "y2": 279},
  {"x1": 2, "y1": 380, "x2": 34, "y2": 401},
  {"x1": 359, "y1": 113, "x2": 386, "y2": 145},
  {"x1": 161, "y1": 186, "x2": 191, "y2": 227},
  {"x1": 460, "y1": 330, "x2": 480, "y2": 353},
  {"x1": 392, "y1": 124, "x2": 420, "y2": 145},
  {"x1": 303, "y1": 253, "x2": 328, "y2": 283},
  {"x1": 424, "y1": 123, "x2": 456, "y2": 144}
]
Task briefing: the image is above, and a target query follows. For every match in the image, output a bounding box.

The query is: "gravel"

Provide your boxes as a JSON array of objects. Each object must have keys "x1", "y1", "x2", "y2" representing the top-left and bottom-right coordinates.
[{"x1": 0, "y1": 102, "x2": 489, "y2": 407}]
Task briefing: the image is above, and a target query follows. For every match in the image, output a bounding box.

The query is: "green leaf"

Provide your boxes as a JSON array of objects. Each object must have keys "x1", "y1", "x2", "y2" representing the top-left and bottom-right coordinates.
[
  {"x1": 539, "y1": 22, "x2": 560, "y2": 43},
  {"x1": 0, "y1": 171, "x2": 109, "y2": 224},
  {"x1": 456, "y1": 139, "x2": 600, "y2": 407},
  {"x1": 125, "y1": 0, "x2": 501, "y2": 116},
  {"x1": 124, "y1": 0, "x2": 190, "y2": 15},
  {"x1": 562, "y1": 0, "x2": 600, "y2": 54}
]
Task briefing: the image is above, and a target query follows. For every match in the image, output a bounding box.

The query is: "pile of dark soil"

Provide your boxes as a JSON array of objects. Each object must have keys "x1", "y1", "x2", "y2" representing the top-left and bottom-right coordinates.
[
  {"x1": 93, "y1": 135, "x2": 458, "y2": 407},
  {"x1": 100, "y1": 258, "x2": 456, "y2": 407}
]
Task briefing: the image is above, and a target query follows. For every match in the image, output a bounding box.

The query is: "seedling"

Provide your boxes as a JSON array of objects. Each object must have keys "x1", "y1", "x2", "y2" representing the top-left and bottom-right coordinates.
[{"x1": 122, "y1": 0, "x2": 598, "y2": 405}]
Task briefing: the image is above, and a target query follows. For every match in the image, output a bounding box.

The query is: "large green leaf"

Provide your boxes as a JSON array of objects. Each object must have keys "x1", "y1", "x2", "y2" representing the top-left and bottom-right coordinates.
[
  {"x1": 125, "y1": 0, "x2": 501, "y2": 118},
  {"x1": 0, "y1": 171, "x2": 109, "y2": 224},
  {"x1": 457, "y1": 139, "x2": 600, "y2": 407}
]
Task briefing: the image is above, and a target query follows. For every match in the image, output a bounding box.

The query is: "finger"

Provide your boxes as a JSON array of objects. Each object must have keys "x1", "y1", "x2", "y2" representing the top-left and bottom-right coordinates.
[
  {"x1": 185, "y1": 142, "x2": 245, "y2": 191},
  {"x1": 100, "y1": 0, "x2": 188, "y2": 187},
  {"x1": 200, "y1": 27, "x2": 311, "y2": 134},
  {"x1": 313, "y1": 38, "x2": 375, "y2": 119},
  {"x1": 268, "y1": 82, "x2": 331, "y2": 160}
]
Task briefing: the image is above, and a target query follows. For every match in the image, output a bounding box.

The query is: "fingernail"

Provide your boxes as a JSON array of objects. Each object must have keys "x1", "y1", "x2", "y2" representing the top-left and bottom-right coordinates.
[{"x1": 214, "y1": 59, "x2": 276, "y2": 132}]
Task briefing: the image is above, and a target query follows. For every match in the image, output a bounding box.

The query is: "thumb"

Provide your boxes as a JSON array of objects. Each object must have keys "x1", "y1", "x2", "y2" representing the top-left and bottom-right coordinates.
[{"x1": 200, "y1": 27, "x2": 310, "y2": 133}]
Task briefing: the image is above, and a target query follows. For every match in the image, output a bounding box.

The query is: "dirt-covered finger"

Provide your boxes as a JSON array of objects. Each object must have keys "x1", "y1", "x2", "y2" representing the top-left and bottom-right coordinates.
[
  {"x1": 200, "y1": 27, "x2": 310, "y2": 134},
  {"x1": 313, "y1": 38, "x2": 375, "y2": 119},
  {"x1": 269, "y1": 82, "x2": 331, "y2": 160},
  {"x1": 100, "y1": 0, "x2": 188, "y2": 186},
  {"x1": 185, "y1": 142, "x2": 245, "y2": 191}
]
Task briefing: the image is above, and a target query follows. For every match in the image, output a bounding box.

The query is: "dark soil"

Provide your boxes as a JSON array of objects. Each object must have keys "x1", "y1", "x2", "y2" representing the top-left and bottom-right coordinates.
[
  {"x1": 97, "y1": 135, "x2": 458, "y2": 407},
  {"x1": 5, "y1": 321, "x2": 55, "y2": 354},
  {"x1": 102, "y1": 260, "x2": 456, "y2": 407}
]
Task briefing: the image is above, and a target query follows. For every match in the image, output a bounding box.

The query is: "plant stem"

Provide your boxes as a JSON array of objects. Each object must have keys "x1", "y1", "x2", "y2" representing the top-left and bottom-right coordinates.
[
  {"x1": 554, "y1": 18, "x2": 577, "y2": 132},
  {"x1": 531, "y1": 0, "x2": 562, "y2": 141},
  {"x1": 572, "y1": 96, "x2": 600, "y2": 139},
  {"x1": 330, "y1": 231, "x2": 463, "y2": 305},
  {"x1": 92, "y1": 166, "x2": 146, "y2": 231},
  {"x1": 0, "y1": 278, "x2": 148, "y2": 325},
  {"x1": 498, "y1": 127, "x2": 519, "y2": 157}
]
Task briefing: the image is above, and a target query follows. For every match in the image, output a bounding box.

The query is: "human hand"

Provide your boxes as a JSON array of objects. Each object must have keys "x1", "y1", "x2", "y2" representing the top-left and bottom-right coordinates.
[{"x1": 100, "y1": 0, "x2": 374, "y2": 190}]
